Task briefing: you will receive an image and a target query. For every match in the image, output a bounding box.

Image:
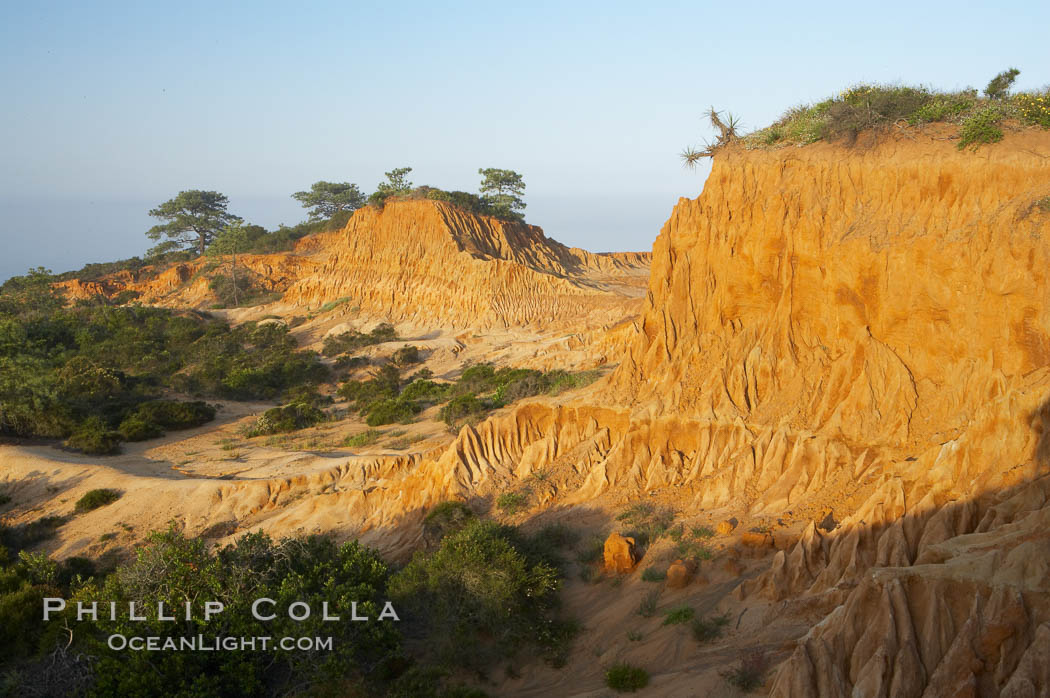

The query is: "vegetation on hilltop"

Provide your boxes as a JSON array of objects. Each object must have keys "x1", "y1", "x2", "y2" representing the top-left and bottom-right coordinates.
[
  {"x1": 682, "y1": 68, "x2": 1050, "y2": 163},
  {"x1": 364, "y1": 166, "x2": 529, "y2": 222},
  {"x1": 292, "y1": 180, "x2": 367, "y2": 220},
  {"x1": 28, "y1": 163, "x2": 530, "y2": 300}
]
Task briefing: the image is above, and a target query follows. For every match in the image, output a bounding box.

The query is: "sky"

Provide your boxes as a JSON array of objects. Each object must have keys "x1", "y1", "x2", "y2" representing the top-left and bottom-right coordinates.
[{"x1": 2, "y1": 0, "x2": 1048, "y2": 282}]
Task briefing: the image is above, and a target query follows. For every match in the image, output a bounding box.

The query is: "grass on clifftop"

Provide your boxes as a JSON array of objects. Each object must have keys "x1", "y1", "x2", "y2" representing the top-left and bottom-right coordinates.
[{"x1": 683, "y1": 70, "x2": 1050, "y2": 160}]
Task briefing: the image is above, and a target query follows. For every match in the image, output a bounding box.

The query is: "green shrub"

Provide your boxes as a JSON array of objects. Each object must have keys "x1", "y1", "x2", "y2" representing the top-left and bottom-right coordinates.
[
  {"x1": 132, "y1": 400, "x2": 216, "y2": 430},
  {"x1": 117, "y1": 414, "x2": 164, "y2": 441},
  {"x1": 65, "y1": 417, "x2": 123, "y2": 455},
  {"x1": 496, "y1": 492, "x2": 529, "y2": 514},
  {"x1": 334, "y1": 354, "x2": 369, "y2": 370},
  {"x1": 392, "y1": 345, "x2": 420, "y2": 367},
  {"x1": 365, "y1": 398, "x2": 420, "y2": 426},
  {"x1": 118, "y1": 400, "x2": 215, "y2": 441},
  {"x1": 605, "y1": 662, "x2": 649, "y2": 692},
  {"x1": 439, "y1": 393, "x2": 489, "y2": 429},
  {"x1": 389, "y1": 519, "x2": 573, "y2": 671},
  {"x1": 692, "y1": 613, "x2": 731, "y2": 643},
  {"x1": 400, "y1": 379, "x2": 449, "y2": 404},
  {"x1": 616, "y1": 503, "x2": 674, "y2": 548},
  {"x1": 74, "y1": 489, "x2": 121, "y2": 513},
  {"x1": 662, "y1": 605, "x2": 695, "y2": 625},
  {"x1": 676, "y1": 540, "x2": 714, "y2": 561},
  {"x1": 246, "y1": 402, "x2": 326, "y2": 437},
  {"x1": 322, "y1": 323, "x2": 398, "y2": 356},
  {"x1": 958, "y1": 106, "x2": 1004, "y2": 149},
  {"x1": 343, "y1": 429, "x2": 383, "y2": 447},
  {"x1": 691, "y1": 525, "x2": 715, "y2": 539},
  {"x1": 907, "y1": 95, "x2": 974, "y2": 124},
  {"x1": 72, "y1": 526, "x2": 402, "y2": 697},
  {"x1": 640, "y1": 567, "x2": 665, "y2": 582}
]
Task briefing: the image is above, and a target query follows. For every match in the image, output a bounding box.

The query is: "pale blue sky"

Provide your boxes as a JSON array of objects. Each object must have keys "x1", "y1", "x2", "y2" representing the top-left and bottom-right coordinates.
[{"x1": 2, "y1": 1, "x2": 1048, "y2": 281}]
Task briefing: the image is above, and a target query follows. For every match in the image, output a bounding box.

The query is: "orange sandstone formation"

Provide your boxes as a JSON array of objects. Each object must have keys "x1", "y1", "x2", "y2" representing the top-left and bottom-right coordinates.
[
  {"x1": 56, "y1": 200, "x2": 650, "y2": 332},
  {"x1": 603, "y1": 532, "x2": 638, "y2": 573}
]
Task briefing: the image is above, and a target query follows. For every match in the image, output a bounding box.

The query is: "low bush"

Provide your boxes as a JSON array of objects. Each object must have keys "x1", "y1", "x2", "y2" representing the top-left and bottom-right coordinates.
[
  {"x1": 119, "y1": 400, "x2": 216, "y2": 440},
  {"x1": 640, "y1": 567, "x2": 665, "y2": 582},
  {"x1": 576, "y1": 535, "x2": 605, "y2": 565},
  {"x1": 692, "y1": 613, "x2": 731, "y2": 643},
  {"x1": 721, "y1": 650, "x2": 769, "y2": 692},
  {"x1": 400, "y1": 379, "x2": 449, "y2": 404},
  {"x1": 439, "y1": 393, "x2": 489, "y2": 430},
  {"x1": 616, "y1": 503, "x2": 674, "y2": 549},
  {"x1": 1016, "y1": 92, "x2": 1050, "y2": 128},
  {"x1": 117, "y1": 414, "x2": 164, "y2": 441},
  {"x1": 334, "y1": 354, "x2": 369, "y2": 371},
  {"x1": 391, "y1": 345, "x2": 420, "y2": 367},
  {"x1": 343, "y1": 429, "x2": 383, "y2": 447},
  {"x1": 318, "y1": 296, "x2": 351, "y2": 314},
  {"x1": 662, "y1": 605, "x2": 695, "y2": 625},
  {"x1": 731, "y1": 73, "x2": 1050, "y2": 154},
  {"x1": 389, "y1": 519, "x2": 574, "y2": 670},
  {"x1": 74, "y1": 526, "x2": 403, "y2": 697},
  {"x1": 65, "y1": 417, "x2": 123, "y2": 455},
  {"x1": 132, "y1": 400, "x2": 216, "y2": 429},
  {"x1": 74, "y1": 489, "x2": 121, "y2": 513},
  {"x1": 322, "y1": 323, "x2": 398, "y2": 357},
  {"x1": 246, "y1": 402, "x2": 326, "y2": 437},
  {"x1": 364, "y1": 398, "x2": 420, "y2": 427},
  {"x1": 605, "y1": 662, "x2": 649, "y2": 693},
  {"x1": 496, "y1": 492, "x2": 529, "y2": 515},
  {"x1": 691, "y1": 525, "x2": 715, "y2": 539},
  {"x1": 958, "y1": 106, "x2": 1004, "y2": 149}
]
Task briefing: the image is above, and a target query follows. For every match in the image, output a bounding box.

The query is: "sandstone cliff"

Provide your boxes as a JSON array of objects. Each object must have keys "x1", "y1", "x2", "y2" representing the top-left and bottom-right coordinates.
[
  {"x1": 601, "y1": 130, "x2": 1050, "y2": 695},
  {"x1": 283, "y1": 200, "x2": 649, "y2": 328}
]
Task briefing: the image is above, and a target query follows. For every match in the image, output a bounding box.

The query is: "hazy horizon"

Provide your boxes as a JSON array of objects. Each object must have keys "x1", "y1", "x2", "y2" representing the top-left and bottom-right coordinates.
[{"x1": 3, "y1": 0, "x2": 1049, "y2": 282}]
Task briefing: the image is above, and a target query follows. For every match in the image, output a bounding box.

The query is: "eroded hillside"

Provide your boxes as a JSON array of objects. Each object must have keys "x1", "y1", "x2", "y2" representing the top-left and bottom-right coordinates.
[
  {"x1": 8, "y1": 128, "x2": 1050, "y2": 696},
  {"x1": 56, "y1": 200, "x2": 650, "y2": 332}
]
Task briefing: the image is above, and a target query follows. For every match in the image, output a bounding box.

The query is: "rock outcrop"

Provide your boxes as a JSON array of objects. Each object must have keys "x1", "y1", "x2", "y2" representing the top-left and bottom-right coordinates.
[
  {"x1": 283, "y1": 201, "x2": 649, "y2": 329},
  {"x1": 57, "y1": 200, "x2": 650, "y2": 332},
  {"x1": 604, "y1": 532, "x2": 638, "y2": 573}
]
